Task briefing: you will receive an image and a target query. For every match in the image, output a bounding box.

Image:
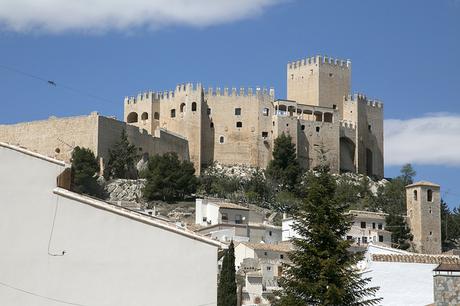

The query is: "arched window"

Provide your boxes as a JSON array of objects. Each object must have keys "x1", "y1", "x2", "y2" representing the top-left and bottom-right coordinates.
[
  {"x1": 180, "y1": 103, "x2": 186, "y2": 113},
  {"x1": 141, "y1": 112, "x2": 149, "y2": 121},
  {"x1": 210, "y1": 122, "x2": 214, "y2": 128},
  {"x1": 127, "y1": 112, "x2": 138, "y2": 123},
  {"x1": 413, "y1": 190, "x2": 418, "y2": 201},
  {"x1": 191, "y1": 102, "x2": 197, "y2": 112},
  {"x1": 427, "y1": 189, "x2": 433, "y2": 202},
  {"x1": 154, "y1": 112, "x2": 160, "y2": 120},
  {"x1": 171, "y1": 109, "x2": 176, "y2": 118},
  {"x1": 219, "y1": 136, "x2": 225, "y2": 144}
]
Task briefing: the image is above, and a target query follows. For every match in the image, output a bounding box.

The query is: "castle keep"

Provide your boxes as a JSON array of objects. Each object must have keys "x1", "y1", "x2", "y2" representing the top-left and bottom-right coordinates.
[{"x1": 124, "y1": 55, "x2": 384, "y2": 177}]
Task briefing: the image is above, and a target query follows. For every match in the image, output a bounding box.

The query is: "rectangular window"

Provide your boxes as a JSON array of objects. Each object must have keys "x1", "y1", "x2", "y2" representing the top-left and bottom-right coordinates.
[
  {"x1": 346, "y1": 236, "x2": 353, "y2": 241},
  {"x1": 360, "y1": 222, "x2": 366, "y2": 229},
  {"x1": 202, "y1": 217, "x2": 207, "y2": 222},
  {"x1": 263, "y1": 108, "x2": 269, "y2": 116},
  {"x1": 170, "y1": 109, "x2": 176, "y2": 118},
  {"x1": 207, "y1": 108, "x2": 211, "y2": 115},
  {"x1": 372, "y1": 222, "x2": 376, "y2": 229},
  {"x1": 235, "y1": 214, "x2": 242, "y2": 224},
  {"x1": 379, "y1": 235, "x2": 384, "y2": 242},
  {"x1": 280, "y1": 254, "x2": 284, "y2": 259},
  {"x1": 262, "y1": 131, "x2": 268, "y2": 138},
  {"x1": 267, "y1": 266, "x2": 271, "y2": 271},
  {"x1": 236, "y1": 121, "x2": 243, "y2": 128},
  {"x1": 362, "y1": 237, "x2": 368, "y2": 243},
  {"x1": 221, "y1": 213, "x2": 228, "y2": 222},
  {"x1": 378, "y1": 223, "x2": 383, "y2": 230},
  {"x1": 235, "y1": 108, "x2": 241, "y2": 116}
]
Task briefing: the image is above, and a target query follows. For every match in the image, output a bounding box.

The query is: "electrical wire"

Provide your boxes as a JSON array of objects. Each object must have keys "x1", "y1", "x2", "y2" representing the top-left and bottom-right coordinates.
[
  {"x1": 0, "y1": 63, "x2": 116, "y2": 105},
  {"x1": 48, "y1": 196, "x2": 66, "y2": 256},
  {"x1": 0, "y1": 280, "x2": 88, "y2": 306}
]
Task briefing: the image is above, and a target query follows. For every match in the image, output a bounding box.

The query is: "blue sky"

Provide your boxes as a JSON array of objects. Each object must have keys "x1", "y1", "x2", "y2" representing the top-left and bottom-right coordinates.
[{"x1": 0, "y1": 0, "x2": 459, "y2": 207}]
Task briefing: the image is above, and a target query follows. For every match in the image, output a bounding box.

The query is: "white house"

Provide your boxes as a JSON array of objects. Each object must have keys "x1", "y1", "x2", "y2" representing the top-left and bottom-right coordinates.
[
  {"x1": 196, "y1": 198, "x2": 250, "y2": 226},
  {"x1": 0, "y1": 142, "x2": 221, "y2": 306},
  {"x1": 361, "y1": 243, "x2": 460, "y2": 306},
  {"x1": 282, "y1": 210, "x2": 392, "y2": 247}
]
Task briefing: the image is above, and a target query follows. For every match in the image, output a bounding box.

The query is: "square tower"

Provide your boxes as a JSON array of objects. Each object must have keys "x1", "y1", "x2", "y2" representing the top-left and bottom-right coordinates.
[
  {"x1": 406, "y1": 181, "x2": 442, "y2": 254},
  {"x1": 287, "y1": 55, "x2": 351, "y2": 110}
]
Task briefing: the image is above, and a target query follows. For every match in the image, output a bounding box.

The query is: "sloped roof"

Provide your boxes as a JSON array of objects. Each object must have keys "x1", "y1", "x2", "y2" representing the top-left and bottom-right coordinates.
[
  {"x1": 241, "y1": 241, "x2": 293, "y2": 253},
  {"x1": 434, "y1": 263, "x2": 460, "y2": 272},
  {"x1": 0, "y1": 142, "x2": 67, "y2": 166},
  {"x1": 406, "y1": 181, "x2": 440, "y2": 188}
]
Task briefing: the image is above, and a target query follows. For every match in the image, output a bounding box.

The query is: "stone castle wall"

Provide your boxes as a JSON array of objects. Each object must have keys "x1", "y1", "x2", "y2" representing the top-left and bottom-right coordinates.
[{"x1": 0, "y1": 113, "x2": 189, "y2": 167}]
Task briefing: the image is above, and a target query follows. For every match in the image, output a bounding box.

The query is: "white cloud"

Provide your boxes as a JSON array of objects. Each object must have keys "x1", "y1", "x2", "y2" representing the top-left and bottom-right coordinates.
[
  {"x1": 0, "y1": 0, "x2": 283, "y2": 33},
  {"x1": 385, "y1": 113, "x2": 460, "y2": 166}
]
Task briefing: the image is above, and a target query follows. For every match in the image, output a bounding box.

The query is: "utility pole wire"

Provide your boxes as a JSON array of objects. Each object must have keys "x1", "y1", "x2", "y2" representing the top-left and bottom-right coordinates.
[{"x1": 0, "y1": 63, "x2": 116, "y2": 105}]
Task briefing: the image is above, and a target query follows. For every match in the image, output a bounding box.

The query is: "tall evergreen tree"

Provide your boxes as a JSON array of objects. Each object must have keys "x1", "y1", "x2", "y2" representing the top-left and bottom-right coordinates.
[
  {"x1": 266, "y1": 133, "x2": 301, "y2": 192},
  {"x1": 385, "y1": 213, "x2": 413, "y2": 250},
  {"x1": 71, "y1": 146, "x2": 101, "y2": 197},
  {"x1": 143, "y1": 152, "x2": 197, "y2": 202},
  {"x1": 275, "y1": 165, "x2": 381, "y2": 306},
  {"x1": 105, "y1": 129, "x2": 138, "y2": 179},
  {"x1": 398, "y1": 163, "x2": 416, "y2": 186},
  {"x1": 218, "y1": 241, "x2": 237, "y2": 306}
]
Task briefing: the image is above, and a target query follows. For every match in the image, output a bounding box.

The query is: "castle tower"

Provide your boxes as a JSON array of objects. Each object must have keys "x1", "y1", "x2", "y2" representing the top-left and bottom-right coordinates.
[
  {"x1": 406, "y1": 181, "x2": 442, "y2": 254},
  {"x1": 287, "y1": 55, "x2": 351, "y2": 110}
]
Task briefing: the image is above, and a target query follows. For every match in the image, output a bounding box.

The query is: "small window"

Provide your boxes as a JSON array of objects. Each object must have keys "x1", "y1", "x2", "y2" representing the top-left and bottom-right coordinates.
[
  {"x1": 316, "y1": 126, "x2": 320, "y2": 132},
  {"x1": 170, "y1": 109, "x2": 176, "y2": 118},
  {"x1": 55, "y1": 148, "x2": 60, "y2": 153},
  {"x1": 429, "y1": 231, "x2": 433, "y2": 236},
  {"x1": 180, "y1": 103, "x2": 186, "y2": 113},
  {"x1": 267, "y1": 266, "x2": 271, "y2": 271},
  {"x1": 269, "y1": 231, "x2": 272, "y2": 236},
  {"x1": 219, "y1": 136, "x2": 225, "y2": 144},
  {"x1": 207, "y1": 108, "x2": 211, "y2": 115},
  {"x1": 235, "y1": 214, "x2": 242, "y2": 224},
  {"x1": 362, "y1": 237, "x2": 368, "y2": 243},
  {"x1": 329, "y1": 73, "x2": 333, "y2": 77},
  {"x1": 368, "y1": 124, "x2": 372, "y2": 131},
  {"x1": 301, "y1": 125, "x2": 305, "y2": 131},
  {"x1": 210, "y1": 122, "x2": 214, "y2": 128},
  {"x1": 427, "y1": 189, "x2": 433, "y2": 202},
  {"x1": 236, "y1": 122, "x2": 242, "y2": 128},
  {"x1": 346, "y1": 236, "x2": 353, "y2": 241},
  {"x1": 141, "y1": 112, "x2": 149, "y2": 120},
  {"x1": 379, "y1": 235, "x2": 384, "y2": 242},
  {"x1": 280, "y1": 254, "x2": 284, "y2": 259},
  {"x1": 429, "y1": 207, "x2": 432, "y2": 214},
  {"x1": 414, "y1": 190, "x2": 418, "y2": 201},
  {"x1": 202, "y1": 217, "x2": 207, "y2": 222},
  {"x1": 263, "y1": 108, "x2": 269, "y2": 116},
  {"x1": 235, "y1": 108, "x2": 241, "y2": 116},
  {"x1": 262, "y1": 131, "x2": 268, "y2": 138},
  {"x1": 191, "y1": 102, "x2": 197, "y2": 112},
  {"x1": 286, "y1": 123, "x2": 289, "y2": 127},
  {"x1": 272, "y1": 121, "x2": 275, "y2": 126},
  {"x1": 333, "y1": 104, "x2": 337, "y2": 109},
  {"x1": 378, "y1": 223, "x2": 383, "y2": 230},
  {"x1": 360, "y1": 222, "x2": 366, "y2": 229},
  {"x1": 264, "y1": 252, "x2": 267, "y2": 256},
  {"x1": 154, "y1": 112, "x2": 160, "y2": 120},
  {"x1": 221, "y1": 213, "x2": 228, "y2": 222},
  {"x1": 372, "y1": 222, "x2": 376, "y2": 229}
]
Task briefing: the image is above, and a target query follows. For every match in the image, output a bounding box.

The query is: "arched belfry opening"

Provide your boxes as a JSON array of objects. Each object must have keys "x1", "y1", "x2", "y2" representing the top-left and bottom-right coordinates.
[{"x1": 127, "y1": 112, "x2": 138, "y2": 123}]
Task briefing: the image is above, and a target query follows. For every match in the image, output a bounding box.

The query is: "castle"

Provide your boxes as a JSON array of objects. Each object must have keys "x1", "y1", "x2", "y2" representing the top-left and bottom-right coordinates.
[{"x1": 124, "y1": 55, "x2": 384, "y2": 177}]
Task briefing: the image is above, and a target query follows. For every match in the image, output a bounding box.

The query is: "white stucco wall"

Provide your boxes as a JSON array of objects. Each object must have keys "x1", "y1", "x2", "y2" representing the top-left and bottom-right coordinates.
[{"x1": 0, "y1": 144, "x2": 218, "y2": 306}]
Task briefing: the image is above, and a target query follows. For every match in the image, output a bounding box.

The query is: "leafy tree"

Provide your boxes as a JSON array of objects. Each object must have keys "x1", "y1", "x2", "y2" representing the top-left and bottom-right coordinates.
[
  {"x1": 143, "y1": 152, "x2": 197, "y2": 202},
  {"x1": 105, "y1": 129, "x2": 138, "y2": 179},
  {"x1": 266, "y1": 133, "x2": 302, "y2": 192},
  {"x1": 275, "y1": 165, "x2": 381, "y2": 306},
  {"x1": 71, "y1": 146, "x2": 102, "y2": 197},
  {"x1": 218, "y1": 241, "x2": 237, "y2": 306},
  {"x1": 398, "y1": 163, "x2": 416, "y2": 186},
  {"x1": 385, "y1": 213, "x2": 413, "y2": 250},
  {"x1": 441, "y1": 199, "x2": 460, "y2": 250}
]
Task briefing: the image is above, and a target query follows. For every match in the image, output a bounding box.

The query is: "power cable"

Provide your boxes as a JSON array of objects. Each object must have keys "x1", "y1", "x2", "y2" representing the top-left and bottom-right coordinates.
[
  {"x1": 0, "y1": 280, "x2": 88, "y2": 306},
  {"x1": 48, "y1": 196, "x2": 66, "y2": 256},
  {"x1": 0, "y1": 63, "x2": 116, "y2": 105}
]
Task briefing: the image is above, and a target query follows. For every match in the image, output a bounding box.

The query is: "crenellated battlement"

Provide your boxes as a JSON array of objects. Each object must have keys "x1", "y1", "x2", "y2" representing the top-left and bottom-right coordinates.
[
  {"x1": 340, "y1": 120, "x2": 356, "y2": 130},
  {"x1": 288, "y1": 55, "x2": 351, "y2": 70},
  {"x1": 344, "y1": 93, "x2": 383, "y2": 109},
  {"x1": 205, "y1": 86, "x2": 275, "y2": 97},
  {"x1": 125, "y1": 83, "x2": 205, "y2": 104}
]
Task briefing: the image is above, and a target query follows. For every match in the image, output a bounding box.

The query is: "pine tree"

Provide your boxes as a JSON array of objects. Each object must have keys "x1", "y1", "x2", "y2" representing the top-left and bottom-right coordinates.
[
  {"x1": 105, "y1": 129, "x2": 138, "y2": 179},
  {"x1": 398, "y1": 163, "x2": 416, "y2": 186},
  {"x1": 71, "y1": 146, "x2": 101, "y2": 197},
  {"x1": 385, "y1": 213, "x2": 412, "y2": 250},
  {"x1": 275, "y1": 165, "x2": 381, "y2": 306},
  {"x1": 218, "y1": 241, "x2": 237, "y2": 306},
  {"x1": 266, "y1": 133, "x2": 301, "y2": 192}
]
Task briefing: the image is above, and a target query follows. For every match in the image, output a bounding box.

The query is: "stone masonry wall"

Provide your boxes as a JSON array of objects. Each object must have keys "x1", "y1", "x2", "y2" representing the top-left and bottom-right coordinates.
[{"x1": 434, "y1": 275, "x2": 460, "y2": 306}]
